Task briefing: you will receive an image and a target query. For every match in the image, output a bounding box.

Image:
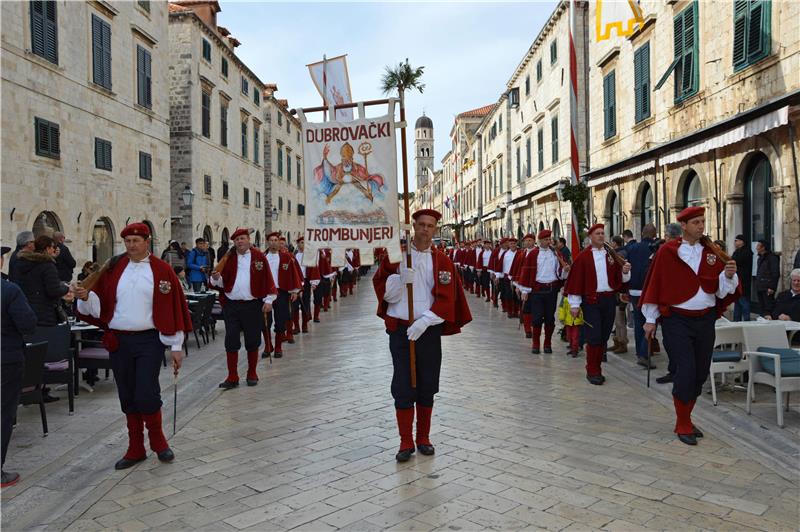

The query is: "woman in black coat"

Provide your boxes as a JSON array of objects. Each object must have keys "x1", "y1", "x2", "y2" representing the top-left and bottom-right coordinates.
[{"x1": 15, "y1": 235, "x2": 71, "y2": 327}]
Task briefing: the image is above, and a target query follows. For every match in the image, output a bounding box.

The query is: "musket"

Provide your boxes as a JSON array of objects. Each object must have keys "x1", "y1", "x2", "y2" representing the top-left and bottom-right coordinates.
[
  {"x1": 78, "y1": 253, "x2": 125, "y2": 291},
  {"x1": 603, "y1": 242, "x2": 627, "y2": 267},
  {"x1": 699, "y1": 235, "x2": 732, "y2": 262},
  {"x1": 549, "y1": 245, "x2": 569, "y2": 270}
]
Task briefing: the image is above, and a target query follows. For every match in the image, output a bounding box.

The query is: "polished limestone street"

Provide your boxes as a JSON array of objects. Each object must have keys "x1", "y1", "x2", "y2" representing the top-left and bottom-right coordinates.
[{"x1": 2, "y1": 278, "x2": 798, "y2": 531}]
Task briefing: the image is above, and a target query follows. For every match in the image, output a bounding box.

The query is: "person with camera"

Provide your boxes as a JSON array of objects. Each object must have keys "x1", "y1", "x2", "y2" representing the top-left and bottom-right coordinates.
[{"x1": 186, "y1": 238, "x2": 211, "y2": 292}]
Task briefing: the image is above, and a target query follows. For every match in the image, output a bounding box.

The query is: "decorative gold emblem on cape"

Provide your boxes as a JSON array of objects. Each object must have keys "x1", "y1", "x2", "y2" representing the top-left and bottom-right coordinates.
[
  {"x1": 438, "y1": 270, "x2": 452, "y2": 285},
  {"x1": 159, "y1": 280, "x2": 172, "y2": 294}
]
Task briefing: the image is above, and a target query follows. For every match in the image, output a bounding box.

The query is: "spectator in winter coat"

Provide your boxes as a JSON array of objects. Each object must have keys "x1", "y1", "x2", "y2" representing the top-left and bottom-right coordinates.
[
  {"x1": 53, "y1": 232, "x2": 76, "y2": 283},
  {"x1": 1, "y1": 246, "x2": 38, "y2": 487},
  {"x1": 8, "y1": 231, "x2": 35, "y2": 283},
  {"x1": 767, "y1": 269, "x2": 800, "y2": 323},
  {"x1": 15, "y1": 236, "x2": 71, "y2": 327},
  {"x1": 185, "y1": 238, "x2": 211, "y2": 291},
  {"x1": 755, "y1": 240, "x2": 780, "y2": 317},
  {"x1": 731, "y1": 235, "x2": 753, "y2": 321},
  {"x1": 161, "y1": 241, "x2": 185, "y2": 270}
]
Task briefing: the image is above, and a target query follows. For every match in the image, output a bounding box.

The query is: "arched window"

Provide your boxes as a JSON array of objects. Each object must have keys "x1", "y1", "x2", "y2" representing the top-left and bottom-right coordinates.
[
  {"x1": 683, "y1": 171, "x2": 703, "y2": 207},
  {"x1": 92, "y1": 217, "x2": 115, "y2": 264},
  {"x1": 203, "y1": 225, "x2": 213, "y2": 246},
  {"x1": 539, "y1": 220, "x2": 545, "y2": 232},
  {"x1": 255, "y1": 231, "x2": 262, "y2": 249},
  {"x1": 744, "y1": 153, "x2": 773, "y2": 252},
  {"x1": 143, "y1": 220, "x2": 156, "y2": 253},
  {"x1": 606, "y1": 190, "x2": 621, "y2": 236},
  {"x1": 552, "y1": 218, "x2": 561, "y2": 239},
  {"x1": 640, "y1": 183, "x2": 654, "y2": 228},
  {"x1": 221, "y1": 227, "x2": 230, "y2": 246},
  {"x1": 32, "y1": 211, "x2": 61, "y2": 237}
]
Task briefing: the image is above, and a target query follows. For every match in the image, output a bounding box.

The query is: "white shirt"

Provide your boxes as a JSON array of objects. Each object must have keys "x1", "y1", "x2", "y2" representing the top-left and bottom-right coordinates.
[
  {"x1": 383, "y1": 244, "x2": 444, "y2": 325},
  {"x1": 568, "y1": 247, "x2": 631, "y2": 308},
  {"x1": 481, "y1": 249, "x2": 491, "y2": 267},
  {"x1": 295, "y1": 251, "x2": 306, "y2": 279},
  {"x1": 519, "y1": 247, "x2": 565, "y2": 293},
  {"x1": 77, "y1": 255, "x2": 184, "y2": 351},
  {"x1": 501, "y1": 249, "x2": 516, "y2": 277},
  {"x1": 209, "y1": 250, "x2": 276, "y2": 303},
  {"x1": 642, "y1": 241, "x2": 738, "y2": 323}
]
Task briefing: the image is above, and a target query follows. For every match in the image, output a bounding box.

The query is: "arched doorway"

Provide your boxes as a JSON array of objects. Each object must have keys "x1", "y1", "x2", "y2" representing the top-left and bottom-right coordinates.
[
  {"x1": 639, "y1": 183, "x2": 654, "y2": 229},
  {"x1": 92, "y1": 217, "x2": 114, "y2": 264},
  {"x1": 744, "y1": 154, "x2": 773, "y2": 250},
  {"x1": 552, "y1": 219, "x2": 561, "y2": 239},
  {"x1": 203, "y1": 225, "x2": 213, "y2": 246},
  {"x1": 683, "y1": 171, "x2": 703, "y2": 207},
  {"x1": 142, "y1": 220, "x2": 156, "y2": 253},
  {"x1": 606, "y1": 190, "x2": 621, "y2": 237},
  {"x1": 538, "y1": 221, "x2": 545, "y2": 233},
  {"x1": 32, "y1": 211, "x2": 62, "y2": 237}
]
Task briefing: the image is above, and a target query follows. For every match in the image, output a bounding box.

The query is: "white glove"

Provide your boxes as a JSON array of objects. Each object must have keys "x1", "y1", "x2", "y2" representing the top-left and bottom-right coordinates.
[
  {"x1": 311, "y1": 280, "x2": 320, "y2": 287},
  {"x1": 406, "y1": 318, "x2": 429, "y2": 341},
  {"x1": 400, "y1": 267, "x2": 415, "y2": 285}
]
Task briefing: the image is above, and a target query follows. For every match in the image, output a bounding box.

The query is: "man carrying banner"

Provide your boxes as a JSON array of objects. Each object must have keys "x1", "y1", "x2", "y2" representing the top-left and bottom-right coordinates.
[
  {"x1": 262, "y1": 232, "x2": 303, "y2": 358},
  {"x1": 294, "y1": 237, "x2": 320, "y2": 333},
  {"x1": 519, "y1": 230, "x2": 570, "y2": 353},
  {"x1": 373, "y1": 209, "x2": 472, "y2": 462},
  {"x1": 640, "y1": 207, "x2": 740, "y2": 445},
  {"x1": 74, "y1": 223, "x2": 191, "y2": 469},
  {"x1": 564, "y1": 224, "x2": 631, "y2": 385},
  {"x1": 211, "y1": 229, "x2": 277, "y2": 388}
]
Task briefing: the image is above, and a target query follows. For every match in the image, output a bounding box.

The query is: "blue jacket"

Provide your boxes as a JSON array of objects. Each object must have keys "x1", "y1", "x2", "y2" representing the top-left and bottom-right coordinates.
[
  {"x1": 626, "y1": 238, "x2": 656, "y2": 292},
  {"x1": 1, "y1": 278, "x2": 38, "y2": 364},
  {"x1": 185, "y1": 247, "x2": 209, "y2": 283}
]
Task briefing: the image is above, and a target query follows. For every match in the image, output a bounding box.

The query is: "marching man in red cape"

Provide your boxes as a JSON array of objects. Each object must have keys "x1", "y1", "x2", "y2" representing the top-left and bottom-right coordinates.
[
  {"x1": 211, "y1": 228, "x2": 277, "y2": 388},
  {"x1": 564, "y1": 224, "x2": 631, "y2": 385},
  {"x1": 75, "y1": 223, "x2": 191, "y2": 470},
  {"x1": 640, "y1": 207, "x2": 740, "y2": 445},
  {"x1": 373, "y1": 209, "x2": 472, "y2": 462},
  {"x1": 519, "y1": 230, "x2": 569, "y2": 352},
  {"x1": 263, "y1": 232, "x2": 303, "y2": 358},
  {"x1": 294, "y1": 237, "x2": 320, "y2": 333}
]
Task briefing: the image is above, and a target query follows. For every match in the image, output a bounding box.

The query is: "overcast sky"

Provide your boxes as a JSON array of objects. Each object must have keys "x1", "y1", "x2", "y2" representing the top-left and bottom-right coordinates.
[{"x1": 222, "y1": 1, "x2": 559, "y2": 191}]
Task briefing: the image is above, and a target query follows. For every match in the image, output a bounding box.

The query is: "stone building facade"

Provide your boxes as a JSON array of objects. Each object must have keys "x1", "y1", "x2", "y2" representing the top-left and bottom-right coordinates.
[
  {"x1": 584, "y1": 0, "x2": 800, "y2": 295},
  {"x1": 168, "y1": 0, "x2": 266, "y2": 250},
  {"x1": 1, "y1": 0, "x2": 171, "y2": 269},
  {"x1": 262, "y1": 87, "x2": 305, "y2": 245}
]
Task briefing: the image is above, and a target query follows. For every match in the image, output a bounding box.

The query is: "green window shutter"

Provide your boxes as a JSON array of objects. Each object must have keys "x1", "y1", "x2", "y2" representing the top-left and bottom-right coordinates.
[
  {"x1": 732, "y1": 0, "x2": 748, "y2": 68},
  {"x1": 201, "y1": 92, "x2": 210, "y2": 137},
  {"x1": 254, "y1": 128, "x2": 259, "y2": 163},
  {"x1": 137, "y1": 46, "x2": 151, "y2": 108},
  {"x1": 287, "y1": 152, "x2": 292, "y2": 182},
  {"x1": 221, "y1": 57, "x2": 228, "y2": 77},
  {"x1": 634, "y1": 43, "x2": 651, "y2": 122},
  {"x1": 241, "y1": 121, "x2": 247, "y2": 158},
  {"x1": 516, "y1": 146, "x2": 521, "y2": 181},
  {"x1": 144, "y1": 48, "x2": 152, "y2": 107},
  {"x1": 101, "y1": 19, "x2": 111, "y2": 88},
  {"x1": 681, "y1": 3, "x2": 697, "y2": 97},
  {"x1": 49, "y1": 121, "x2": 60, "y2": 156},
  {"x1": 747, "y1": 0, "x2": 770, "y2": 63},
  {"x1": 603, "y1": 72, "x2": 616, "y2": 138},
  {"x1": 220, "y1": 105, "x2": 227, "y2": 146},
  {"x1": 526, "y1": 138, "x2": 531, "y2": 177},
  {"x1": 92, "y1": 16, "x2": 111, "y2": 89},
  {"x1": 537, "y1": 128, "x2": 544, "y2": 171},
  {"x1": 673, "y1": 11, "x2": 684, "y2": 101},
  {"x1": 43, "y1": 1, "x2": 58, "y2": 64},
  {"x1": 31, "y1": 1, "x2": 46, "y2": 59},
  {"x1": 278, "y1": 146, "x2": 283, "y2": 176},
  {"x1": 551, "y1": 116, "x2": 558, "y2": 163}
]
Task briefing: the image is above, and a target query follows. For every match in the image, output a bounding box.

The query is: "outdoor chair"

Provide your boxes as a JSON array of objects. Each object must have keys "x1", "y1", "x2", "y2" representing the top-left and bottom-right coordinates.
[
  {"x1": 19, "y1": 341, "x2": 49, "y2": 436},
  {"x1": 710, "y1": 326, "x2": 747, "y2": 406},
  {"x1": 743, "y1": 323, "x2": 800, "y2": 428},
  {"x1": 29, "y1": 324, "x2": 75, "y2": 414},
  {"x1": 74, "y1": 334, "x2": 112, "y2": 396}
]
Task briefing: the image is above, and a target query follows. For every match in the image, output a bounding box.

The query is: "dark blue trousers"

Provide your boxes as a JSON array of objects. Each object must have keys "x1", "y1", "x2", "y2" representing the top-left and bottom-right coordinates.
[
  {"x1": 630, "y1": 296, "x2": 648, "y2": 359},
  {"x1": 110, "y1": 330, "x2": 164, "y2": 415},
  {"x1": 581, "y1": 294, "x2": 616, "y2": 346},
  {"x1": 531, "y1": 288, "x2": 558, "y2": 327},
  {"x1": 661, "y1": 312, "x2": 715, "y2": 403},
  {"x1": 389, "y1": 324, "x2": 443, "y2": 409}
]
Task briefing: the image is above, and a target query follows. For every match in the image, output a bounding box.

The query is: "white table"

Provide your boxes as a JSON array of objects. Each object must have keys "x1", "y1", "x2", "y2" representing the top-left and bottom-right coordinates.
[{"x1": 716, "y1": 319, "x2": 800, "y2": 342}]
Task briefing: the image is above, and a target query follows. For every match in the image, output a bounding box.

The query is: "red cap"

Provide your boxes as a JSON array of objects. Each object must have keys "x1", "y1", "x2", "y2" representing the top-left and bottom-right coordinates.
[
  {"x1": 279, "y1": 236, "x2": 287, "y2": 242},
  {"x1": 537, "y1": 230, "x2": 552, "y2": 239},
  {"x1": 266, "y1": 231, "x2": 281, "y2": 240},
  {"x1": 522, "y1": 234, "x2": 536, "y2": 241},
  {"x1": 483, "y1": 239, "x2": 492, "y2": 244},
  {"x1": 120, "y1": 223, "x2": 150, "y2": 239},
  {"x1": 230, "y1": 228, "x2": 250, "y2": 240},
  {"x1": 499, "y1": 237, "x2": 508, "y2": 244},
  {"x1": 411, "y1": 208, "x2": 442, "y2": 221},
  {"x1": 588, "y1": 223, "x2": 605, "y2": 235},
  {"x1": 296, "y1": 236, "x2": 304, "y2": 243},
  {"x1": 507, "y1": 237, "x2": 518, "y2": 243},
  {"x1": 677, "y1": 206, "x2": 705, "y2": 222}
]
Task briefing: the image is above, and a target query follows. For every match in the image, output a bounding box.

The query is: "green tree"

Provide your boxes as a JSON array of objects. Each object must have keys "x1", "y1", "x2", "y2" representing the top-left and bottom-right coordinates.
[{"x1": 380, "y1": 58, "x2": 425, "y2": 97}]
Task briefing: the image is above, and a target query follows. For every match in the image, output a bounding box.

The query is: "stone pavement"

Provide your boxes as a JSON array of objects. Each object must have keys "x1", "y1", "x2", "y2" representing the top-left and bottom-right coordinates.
[{"x1": 2, "y1": 277, "x2": 799, "y2": 531}]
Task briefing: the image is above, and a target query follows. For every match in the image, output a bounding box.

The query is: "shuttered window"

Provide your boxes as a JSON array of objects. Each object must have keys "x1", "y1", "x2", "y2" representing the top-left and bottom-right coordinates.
[
  {"x1": 733, "y1": 0, "x2": 771, "y2": 71},
  {"x1": 241, "y1": 119, "x2": 247, "y2": 158},
  {"x1": 91, "y1": 15, "x2": 112, "y2": 89},
  {"x1": 516, "y1": 146, "x2": 521, "y2": 182},
  {"x1": 243, "y1": 187, "x2": 250, "y2": 206},
  {"x1": 221, "y1": 57, "x2": 228, "y2": 77},
  {"x1": 138, "y1": 151, "x2": 152, "y2": 180},
  {"x1": 550, "y1": 39, "x2": 557, "y2": 64},
  {"x1": 254, "y1": 89, "x2": 260, "y2": 106},
  {"x1": 297, "y1": 159, "x2": 302, "y2": 187},
  {"x1": 201, "y1": 91, "x2": 211, "y2": 138},
  {"x1": 94, "y1": 138, "x2": 112, "y2": 170},
  {"x1": 241, "y1": 76, "x2": 249, "y2": 96},
  {"x1": 202, "y1": 38, "x2": 211, "y2": 61},
  {"x1": 603, "y1": 71, "x2": 616, "y2": 139},
  {"x1": 136, "y1": 46, "x2": 152, "y2": 108},
  {"x1": 525, "y1": 137, "x2": 531, "y2": 177},
  {"x1": 204, "y1": 174, "x2": 211, "y2": 195},
  {"x1": 536, "y1": 59, "x2": 542, "y2": 82},
  {"x1": 220, "y1": 104, "x2": 228, "y2": 147},
  {"x1": 253, "y1": 127, "x2": 259, "y2": 164},
  {"x1": 137, "y1": 1, "x2": 150, "y2": 12},
  {"x1": 31, "y1": 1, "x2": 58, "y2": 64},
  {"x1": 34, "y1": 117, "x2": 60, "y2": 159},
  {"x1": 551, "y1": 116, "x2": 558, "y2": 163},
  {"x1": 222, "y1": 180, "x2": 229, "y2": 199},
  {"x1": 634, "y1": 43, "x2": 651, "y2": 122},
  {"x1": 287, "y1": 151, "x2": 292, "y2": 182},
  {"x1": 277, "y1": 145, "x2": 283, "y2": 176},
  {"x1": 673, "y1": 2, "x2": 699, "y2": 103},
  {"x1": 537, "y1": 128, "x2": 544, "y2": 171}
]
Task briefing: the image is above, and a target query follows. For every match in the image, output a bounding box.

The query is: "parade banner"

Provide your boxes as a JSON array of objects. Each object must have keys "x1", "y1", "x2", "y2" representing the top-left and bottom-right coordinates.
[
  {"x1": 307, "y1": 55, "x2": 354, "y2": 122},
  {"x1": 297, "y1": 102, "x2": 401, "y2": 267}
]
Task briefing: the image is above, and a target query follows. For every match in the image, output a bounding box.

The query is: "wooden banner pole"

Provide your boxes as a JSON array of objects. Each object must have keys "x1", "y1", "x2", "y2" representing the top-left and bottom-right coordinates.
[{"x1": 398, "y1": 89, "x2": 417, "y2": 389}]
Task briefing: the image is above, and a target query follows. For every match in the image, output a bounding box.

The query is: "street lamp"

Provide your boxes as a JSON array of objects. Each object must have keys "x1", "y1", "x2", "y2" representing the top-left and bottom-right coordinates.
[
  {"x1": 271, "y1": 207, "x2": 279, "y2": 221},
  {"x1": 180, "y1": 185, "x2": 195, "y2": 207},
  {"x1": 555, "y1": 179, "x2": 567, "y2": 201}
]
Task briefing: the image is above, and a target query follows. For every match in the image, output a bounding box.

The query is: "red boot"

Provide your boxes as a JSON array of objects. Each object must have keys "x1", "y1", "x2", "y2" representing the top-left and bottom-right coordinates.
[
  {"x1": 567, "y1": 326, "x2": 580, "y2": 356},
  {"x1": 543, "y1": 324, "x2": 555, "y2": 353},
  {"x1": 585, "y1": 345, "x2": 604, "y2": 384},
  {"x1": 673, "y1": 397, "x2": 698, "y2": 445},
  {"x1": 142, "y1": 410, "x2": 170, "y2": 454},
  {"x1": 395, "y1": 408, "x2": 415, "y2": 462},
  {"x1": 415, "y1": 405, "x2": 435, "y2": 455},
  {"x1": 302, "y1": 317, "x2": 310, "y2": 333},
  {"x1": 292, "y1": 310, "x2": 301, "y2": 334},
  {"x1": 274, "y1": 332, "x2": 284, "y2": 357},
  {"x1": 123, "y1": 413, "x2": 146, "y2": 460},
  {"x1": 523, "y1": 314, "x2": 532, "y2": 337},
  {"x1": 531, "y1": 327, "x2": 542, "y2": 354},
  {"x1": 286, "y1": 326, "x2": 295, "y2": 344},
  {"x1": 224, "y1": 351, "x2": 239, "y2": 384},
  {"x1": 246, "y1": 350, "x2": 259, "y2": 384},
  {"x1": 313, "y1": 305, "x2": 321, "y2": 322},
  {"x1": 262, "y1": 330, "x2": 273, "y2": 358}
]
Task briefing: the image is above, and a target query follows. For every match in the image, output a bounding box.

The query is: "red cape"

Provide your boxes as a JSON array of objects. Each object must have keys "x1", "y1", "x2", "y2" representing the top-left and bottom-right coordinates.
[
  {"x1": 373, "y1": 249, "x2": 472, "y2": 336},
  {"x1": 639, "y1": 238, "x2": 741, "y2": 317},
  {"x1": 219, "y1": 247, "x2": 278, "y2": 301},
  {"x1": 77, "y1": 255, "x2": 192, "y2": 335},
  {"x1": 269, "y1": 250, "x2": 303, "y2": 291},
  {"x1": 519, "y1": 247, "x2": 565, "y2": 290},
  {"x1": 564, "y1": 246, "x2": 624, "y2": 303}
]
